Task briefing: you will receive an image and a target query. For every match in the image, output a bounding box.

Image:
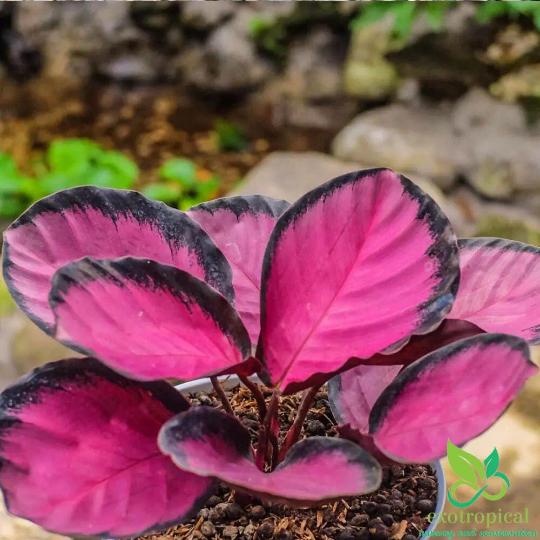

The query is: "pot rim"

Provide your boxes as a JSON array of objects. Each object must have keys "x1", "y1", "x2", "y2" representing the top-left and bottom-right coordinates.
[{"x1": 176, "y1": 376, "x2": 445, "y2": 534}]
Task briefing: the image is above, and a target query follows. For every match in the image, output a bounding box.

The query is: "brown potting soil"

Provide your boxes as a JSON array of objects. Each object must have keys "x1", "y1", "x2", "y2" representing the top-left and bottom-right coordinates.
[{"x1": 138, "y1": 385, "x2": 438, "y2": 540}]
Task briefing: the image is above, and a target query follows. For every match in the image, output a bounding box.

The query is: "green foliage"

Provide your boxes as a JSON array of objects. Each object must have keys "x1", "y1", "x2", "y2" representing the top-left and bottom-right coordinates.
[
  {"x1": 0, "y1": 139, "x2": 139, "y2": 220},
  {"x1": 0, "y1": 141, "x2": 223, "y2": 220},
  {"x1": 249, "y1": 16, "x2": 288, "y2": 60},
  {"x1": 351, "y1": 1, "x2": 454, "y2": 42},
  {"x1": 249, "y1": 3, "x2": 350, "y2": 61},
  {"x1": 214, "y1": 120, "x2": 248, "y2": 152},
  {"x1": 351, "y1": 0, "x2": 540, "y2": 42},
  {"x1": 145, "y1": 158, "x2": 220, "y2": 211},
  {"x1": 476, "y1": 1, "x2": 540, "y2": 31}
]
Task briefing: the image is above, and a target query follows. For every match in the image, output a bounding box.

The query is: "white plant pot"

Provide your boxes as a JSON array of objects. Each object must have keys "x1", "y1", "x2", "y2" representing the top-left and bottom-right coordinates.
[{"x1": 176, "y1": 376, "x2": 446, "y2": 534}]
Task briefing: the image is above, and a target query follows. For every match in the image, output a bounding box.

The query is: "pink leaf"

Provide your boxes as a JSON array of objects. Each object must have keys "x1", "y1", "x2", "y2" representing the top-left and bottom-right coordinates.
[
  {"x1": 369, "y1": 334, "x2": 538, "y2": 463},
  {"x1": 328, "y1": 365, "x2": 402, "y2": 434},
  {"x1": 50, "y1": 258, "x2": 252, "y2": 381},
  {"x1": 2, "y1": 186, "x2": 234, "y2": 336},
  {"x1": 0, "y1": 358, "x2": 216, "y2": 538},
  {"x1": 159, "y1": 407, "x2": 382, "y2": 505},
  {"x1": 449, "y1": 238, "x2": 540, "y2": 343},
  {"x1": 189, "y1": 196, "x2": 290, "y2": 344},
  {"x1": 367, "y1": 319, "x2": 484, "y2": 367},
  {"x1": 258, "y1": 168, "x2": 459, "y2": 394}
]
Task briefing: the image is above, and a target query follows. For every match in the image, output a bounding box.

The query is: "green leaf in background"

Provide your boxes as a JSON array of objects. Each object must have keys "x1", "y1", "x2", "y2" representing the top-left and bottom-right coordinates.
[
  {"x1": 0, "y1": 196, "x2": 28, "y2": 220},
  {"x1": 142, "y1": 183, "x2": 181, "y2": 205},
  {"x1": 196, "y1": 176, "x2": 220, "y2": 200},
  {"x1": 475, "y1": 2, "x2": 509, "y2": 23},
  {"x1": 47, "y1": 139, "x2": 100, "y2": 175},
  {"x1": 39, "y1": 172, "x2": 82, "y2": 196},
  {"x1": 447, "y1": 440, "x2": 485, "y2": 485},
  {"x1": 484, "y1": 448, "x2": 500, "y2": 479},
  {"x1": 214, "y1": 120, "x2": 248, "y2": 152},
  {"x1": 160, "y1": 158, "x2": 198, "y2": 188},
  {"x1": 0, "y1": 173, "x2": 31, "y2": 196},
  {"x1": 392, "y1": 1, "x2": 417, "y2": 41},
  {"x1": 424, "y1": 1, "x2": 450, "y2": 32},
  {"x1": 97, "y1": 151, "x2": 138, "y2": 187},
  {"x1": 0, "y1": 153, "x2": 19, "y2": 177},
  {"x1": 506, "y1": 1, "x2": 539, "y2": 15},
  {"x1": 351, "y1": 2, "x2": 390, "y2": 31},
  {"x1": 178, "y1": 197, "x2": 201, "y2": 212}
]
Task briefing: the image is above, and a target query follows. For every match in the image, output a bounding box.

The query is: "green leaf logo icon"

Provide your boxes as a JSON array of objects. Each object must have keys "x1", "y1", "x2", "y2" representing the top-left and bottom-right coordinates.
[
  {"x1": 484, "y1": 448, "x2": 499, "y2": 479},
  {"x1": 447, "y1": 440, "x2": 510, "y2": 508}
]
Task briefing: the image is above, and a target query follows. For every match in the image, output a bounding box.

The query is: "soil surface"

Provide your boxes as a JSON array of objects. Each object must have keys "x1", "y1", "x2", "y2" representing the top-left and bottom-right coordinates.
[{"x1": 138, "y1": 385, "x2": 438, "y2": 540}]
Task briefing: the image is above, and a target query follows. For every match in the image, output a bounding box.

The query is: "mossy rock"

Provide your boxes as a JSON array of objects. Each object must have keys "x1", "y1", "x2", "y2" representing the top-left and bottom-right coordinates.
[{"x1": 475, "y1": 215, "x2": 540, "y2": 246}]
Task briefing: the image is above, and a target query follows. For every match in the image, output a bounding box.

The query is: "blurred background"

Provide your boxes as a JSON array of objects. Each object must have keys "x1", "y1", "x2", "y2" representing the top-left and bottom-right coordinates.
[{"x1": 2, "y1": 1, "x2": 540, "y2": 538}]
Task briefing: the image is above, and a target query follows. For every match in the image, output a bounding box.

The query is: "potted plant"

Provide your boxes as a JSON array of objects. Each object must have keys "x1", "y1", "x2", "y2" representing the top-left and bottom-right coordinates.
[{"x1": 0, "y1": 168, "x2": 537, "y2": 539}]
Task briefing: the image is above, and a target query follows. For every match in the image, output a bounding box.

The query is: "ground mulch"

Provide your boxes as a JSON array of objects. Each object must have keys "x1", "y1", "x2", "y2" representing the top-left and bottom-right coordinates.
[{"x1": 138, "y1": 384, "x2": 438, "y2": 540}]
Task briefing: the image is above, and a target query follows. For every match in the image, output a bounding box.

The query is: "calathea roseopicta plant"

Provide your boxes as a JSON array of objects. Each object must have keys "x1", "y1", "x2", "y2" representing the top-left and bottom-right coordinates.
[{"x1": 0, "y1": 168, "x2": 537, "y2": 538}]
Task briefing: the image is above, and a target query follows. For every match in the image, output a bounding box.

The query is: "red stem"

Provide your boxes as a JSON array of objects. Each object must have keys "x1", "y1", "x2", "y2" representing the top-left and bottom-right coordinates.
[
  {"x1": 238, "y1": 375, "x2": 267, "y2": 421},
  {"x1": 278, "y1": 385, "x2": 321, "y2": 462},
  {"x1": 255, "y1": 391, "x2": 279, "y2": 470},
  {"x1": 269, "y1": 431, "x2": 279, "y2": 471},
  {"x1": 210, "y1": 377, "x2": 235, "y2": 417}
]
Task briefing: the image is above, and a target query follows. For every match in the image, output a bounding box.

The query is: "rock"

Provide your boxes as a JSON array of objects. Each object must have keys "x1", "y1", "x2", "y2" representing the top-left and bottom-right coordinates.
[
  {"x1": 244, "y1": 523, "x2": 256, "y2": 539},
  {"x1": 332, "y1": 104, "x2": 462, "y2": 189},
  {"x1": 130, "y1": 2, "x2": 179, "y2": 32},
  {"x1": 491, "y1": 64, "x2": 540, "y2": 103},
  {"x1": 278, "y1": 97, "x2": 358, "y2": 131},
  {"x1": 237, "y1": 152, "x2": 462, "y2": 231},
  {"x1": 417, "y1": 477, "x2": 437, "y2": 490},
  {"x1": 247, "y1": 2, "x2": 296, "y2": 20},
  {"x1": 476, "y1": 215, "x2": 540, "y2": 247},
  {"x1": 449, "y1": 186, "x2": 540, "y2": 237},
  {"x1": 305, "y1": 419, "x2": 325, "y2": 435},
  {"x1": 201, "y1": 521, "x2": 216, "y2": 538},
  {"x1": 350, "y1": 514, "x2": 369, "y2": 526},
  {"x1": 249, "y1": 505, "x2": 266, "y2": 520},
  {"x1": 179, "y1": 13, "x2": 274, "y2": 94},
  {"x1": 96, "y1": 49, "x2": 166, "y2": 83},
  {"x1": 459, "y1": 128, "x2": 540, "y2": 197},
  {"x1": 206, "y1": 495, "x2": 221, "y2": 507},
  {"x1": 343, "y1": 21, "x2": 400, "y2": 100},
  {"x1": 416, "y1": 499, "x2": 435, "y2": 513},
  {"x1": 452, "y1": 88, "x2": 527, "y2": 136},
  {"x1": 14, "y1": 2, "x2": 143, "y2": 79},
  {"x1": 223, "y1": 526, "x2": 239, "y2": 539},
  {"x1": 181, "y1": 1, "x2": 235, "y2": 31},
  {"x1": 483, "y1": 25, "x2": 540, "y2": 67},
  {"x1": 0, "y1": 495, "x2": 68, "y2": 540},
  {"x1": 388, "y1": 29, "x2": 498, "y2": 100},
  {"x1": 275, "y1": 530, "x2": 293, "y2": 540},
  {"x1": 225, "y1": 502, "x2": 243, "y2": 520},
  {"x1": 257, "y1": 521, "x2": 275, "y2": 539},
  {"x1": 15, "y1": 3, "x2": 60, "y2": 36},
  {"x1": 236, "y1": 151, "x2": 363, "y2": 202},
  {"x1": 336, "y1": 530, "x2": 356, "y2": 540},
  {"x1": 285, "y1": 28, "x2": 346, "y2": 101},
  {"x1": 370, "y1": 523, "x2": 390, "y2": 540}
]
